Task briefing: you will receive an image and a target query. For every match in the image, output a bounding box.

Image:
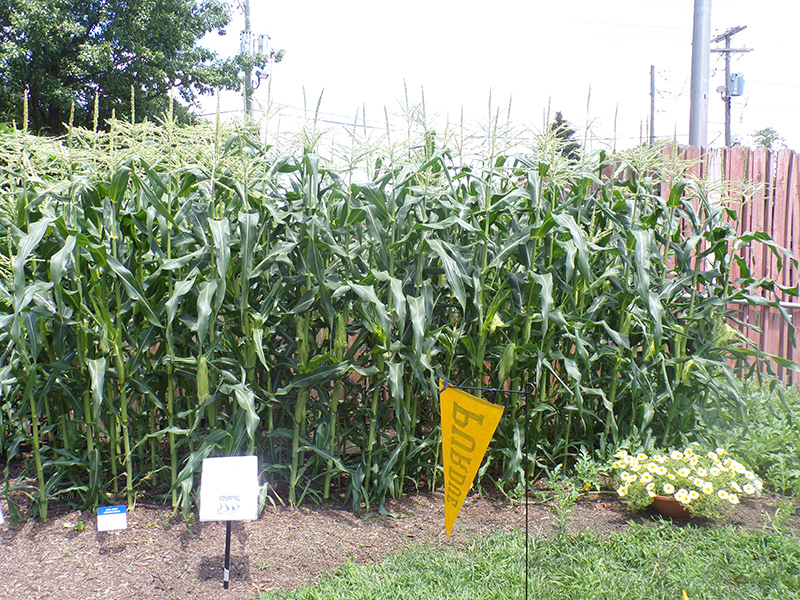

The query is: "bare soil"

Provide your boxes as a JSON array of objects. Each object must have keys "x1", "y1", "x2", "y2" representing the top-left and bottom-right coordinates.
[{"x1": 1, "y1": 490, "x2": 797, "y2": 600}]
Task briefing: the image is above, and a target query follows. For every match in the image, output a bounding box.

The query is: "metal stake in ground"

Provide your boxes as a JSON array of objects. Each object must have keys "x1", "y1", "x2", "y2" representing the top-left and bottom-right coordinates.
[{"x1": 223, "y1": 521, "x2": 232, "y2": 589}]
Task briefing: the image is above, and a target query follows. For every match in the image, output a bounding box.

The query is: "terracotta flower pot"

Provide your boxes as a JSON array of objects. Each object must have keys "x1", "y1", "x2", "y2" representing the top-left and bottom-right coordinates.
[{"x1": 651, "y1": 495, "x2": 692, "y2": 519}]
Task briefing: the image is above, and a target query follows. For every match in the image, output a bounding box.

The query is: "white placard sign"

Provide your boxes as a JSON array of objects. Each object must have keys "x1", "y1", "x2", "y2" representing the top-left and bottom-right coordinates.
[
  {"x1": 97, "y1": 505, "x2": 127, "y2": 531},
  {"x1": 199, "y1": 455, "x2": 259, "y2": 522},
  {"x1": 0, "y1": 503, "x2": 5, "y2": 525}
]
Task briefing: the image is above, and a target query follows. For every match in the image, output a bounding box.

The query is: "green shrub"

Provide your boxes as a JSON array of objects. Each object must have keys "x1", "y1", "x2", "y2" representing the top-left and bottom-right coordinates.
[{"x1": 697, "y1": 381, "x2": 800, "y2": 497}]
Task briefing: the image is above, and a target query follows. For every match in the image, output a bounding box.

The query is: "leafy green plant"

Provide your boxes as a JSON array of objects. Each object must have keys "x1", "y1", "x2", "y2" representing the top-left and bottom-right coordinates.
[
  {"x1": 257, "y1": 559, "x2": 271, "y2": 571},
  {"x1": 0, "y1": 113, "x2": 795, "y2": 521},
  {"x1": 698, "y1": 381, "x2": 800, "y2": 498},
  {"x1": 763, "y1": 498, "x2": 796, "y2": 535},
  {"x1": 612, "y1": 446, "x2": 763, "y2": 518},
  {"x1": 766, "y1": 460, "x2": 800, "y2": 498},
  {"x1": 542, "y1": 466, "x2": 580, "y2": 538},
  {"x1": 573, "y1": 446, "x2": 609, "y2": 492}
]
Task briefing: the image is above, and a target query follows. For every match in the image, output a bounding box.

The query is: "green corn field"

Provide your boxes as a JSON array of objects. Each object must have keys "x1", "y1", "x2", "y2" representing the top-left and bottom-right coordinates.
[{"x1": 0, "y1": 108, "x2": 795, "y2": 522}]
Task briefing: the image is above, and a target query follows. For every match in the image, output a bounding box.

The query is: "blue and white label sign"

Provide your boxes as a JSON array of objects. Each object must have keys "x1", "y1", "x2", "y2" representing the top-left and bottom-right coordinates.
[
  {"x1": 0, "y1": 502, "x2": 5, "y2": 525},
  {"x1": 199, "y1": 455, "x2": 259, "y2": 522},
  {"x1": 97, "y1": 505, "x2": 127, "y2": 531}
]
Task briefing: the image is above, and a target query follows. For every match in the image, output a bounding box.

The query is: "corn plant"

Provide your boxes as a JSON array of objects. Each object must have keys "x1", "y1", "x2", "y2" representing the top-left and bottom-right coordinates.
[{"x1": 0, "y1": 118, "x2": 795, "y2": 521}]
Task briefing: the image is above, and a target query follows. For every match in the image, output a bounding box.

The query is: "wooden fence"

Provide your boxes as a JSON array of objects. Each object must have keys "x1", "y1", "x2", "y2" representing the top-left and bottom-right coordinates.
[{"x1": 663, "y1": 145, "x2": 800, "y2": 384}]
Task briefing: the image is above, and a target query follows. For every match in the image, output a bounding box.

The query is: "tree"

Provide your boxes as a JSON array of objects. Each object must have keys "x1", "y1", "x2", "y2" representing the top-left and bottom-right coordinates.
[
  {"x1": 752, "y1": 127, "x2": 785, "y2": 151},
  {"x1": 0, "y1": 0, "x2": 270, "y2": 132},
  {"x1": 549, "y1": 111, "x2": 581, "y2": 163}
]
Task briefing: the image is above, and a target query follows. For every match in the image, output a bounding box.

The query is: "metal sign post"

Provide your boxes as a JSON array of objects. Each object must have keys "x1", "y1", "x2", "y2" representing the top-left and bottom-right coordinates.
[{"x1": 223, "y1": 521, "x2": 232, "y2": 589}]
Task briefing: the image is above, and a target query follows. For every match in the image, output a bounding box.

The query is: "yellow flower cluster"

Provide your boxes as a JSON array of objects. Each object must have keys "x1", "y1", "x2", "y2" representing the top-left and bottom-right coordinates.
[{"x1": 611, "y1": 444, "x2": 763, "y2": 515}]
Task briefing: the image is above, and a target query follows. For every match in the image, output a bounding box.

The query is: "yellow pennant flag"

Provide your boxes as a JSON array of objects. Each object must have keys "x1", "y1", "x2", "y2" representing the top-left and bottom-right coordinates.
[{"x1": 440, "y1": 380, "x2": 503, "y2": 537}]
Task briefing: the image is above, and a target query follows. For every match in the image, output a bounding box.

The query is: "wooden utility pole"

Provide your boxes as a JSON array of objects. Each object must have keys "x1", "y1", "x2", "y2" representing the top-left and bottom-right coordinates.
[{"x1": 712, "y1": 26, "x2": 752, "y2": 147}]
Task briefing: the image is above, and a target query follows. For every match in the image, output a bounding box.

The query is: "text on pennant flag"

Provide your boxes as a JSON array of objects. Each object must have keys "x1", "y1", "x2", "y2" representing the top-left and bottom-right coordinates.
[{"x1": 440, "y1": 380, "x2": 503, "y2": 537}]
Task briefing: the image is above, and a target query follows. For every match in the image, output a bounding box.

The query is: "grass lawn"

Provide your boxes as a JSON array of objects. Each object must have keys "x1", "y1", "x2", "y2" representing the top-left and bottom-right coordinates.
[{"x1": 256, "y1": 522, "x2": 800, "y2": 600}]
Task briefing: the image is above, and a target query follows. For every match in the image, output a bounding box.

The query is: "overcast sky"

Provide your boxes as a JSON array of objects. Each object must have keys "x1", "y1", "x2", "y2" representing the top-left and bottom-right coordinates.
[{"x1": 200, "y1": 0, "x2": 800, "y2": 152}]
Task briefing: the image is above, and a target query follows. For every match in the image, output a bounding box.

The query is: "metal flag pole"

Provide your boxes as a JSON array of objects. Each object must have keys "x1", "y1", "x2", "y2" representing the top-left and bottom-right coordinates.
[
  {"x1": 523, "y1": 385, "x2": 531, "y2": 600},
  {"x1": 441, "y1": 380, "x2": 535, "y2": 599}
]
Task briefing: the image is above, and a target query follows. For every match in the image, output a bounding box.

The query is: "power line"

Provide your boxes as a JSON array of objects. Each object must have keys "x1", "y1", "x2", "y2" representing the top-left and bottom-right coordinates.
[
  {"x1": 745, "y1": 104, "x2": 800, "y2": 114},
  {"x1": 747, "y1": 80, "x2": 800, "y2": 90},
  {"x1": 587, "y1": 31, "x2": 690, "y2": 40},
  {"x1": 573, "y1": 19, "x2": 690, "y2": 30}
]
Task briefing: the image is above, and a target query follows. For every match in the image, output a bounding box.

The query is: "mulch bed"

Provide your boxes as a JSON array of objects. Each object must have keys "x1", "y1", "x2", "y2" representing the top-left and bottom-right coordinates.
[{"x1": 1, "y1": 490, "x2": 796, "y2": 600}]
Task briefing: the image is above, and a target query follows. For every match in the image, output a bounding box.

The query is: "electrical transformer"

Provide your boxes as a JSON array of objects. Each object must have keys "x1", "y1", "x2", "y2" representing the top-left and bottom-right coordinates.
[{"x1": 730, "y1": 73, "x2": 745, "y2": 97}]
